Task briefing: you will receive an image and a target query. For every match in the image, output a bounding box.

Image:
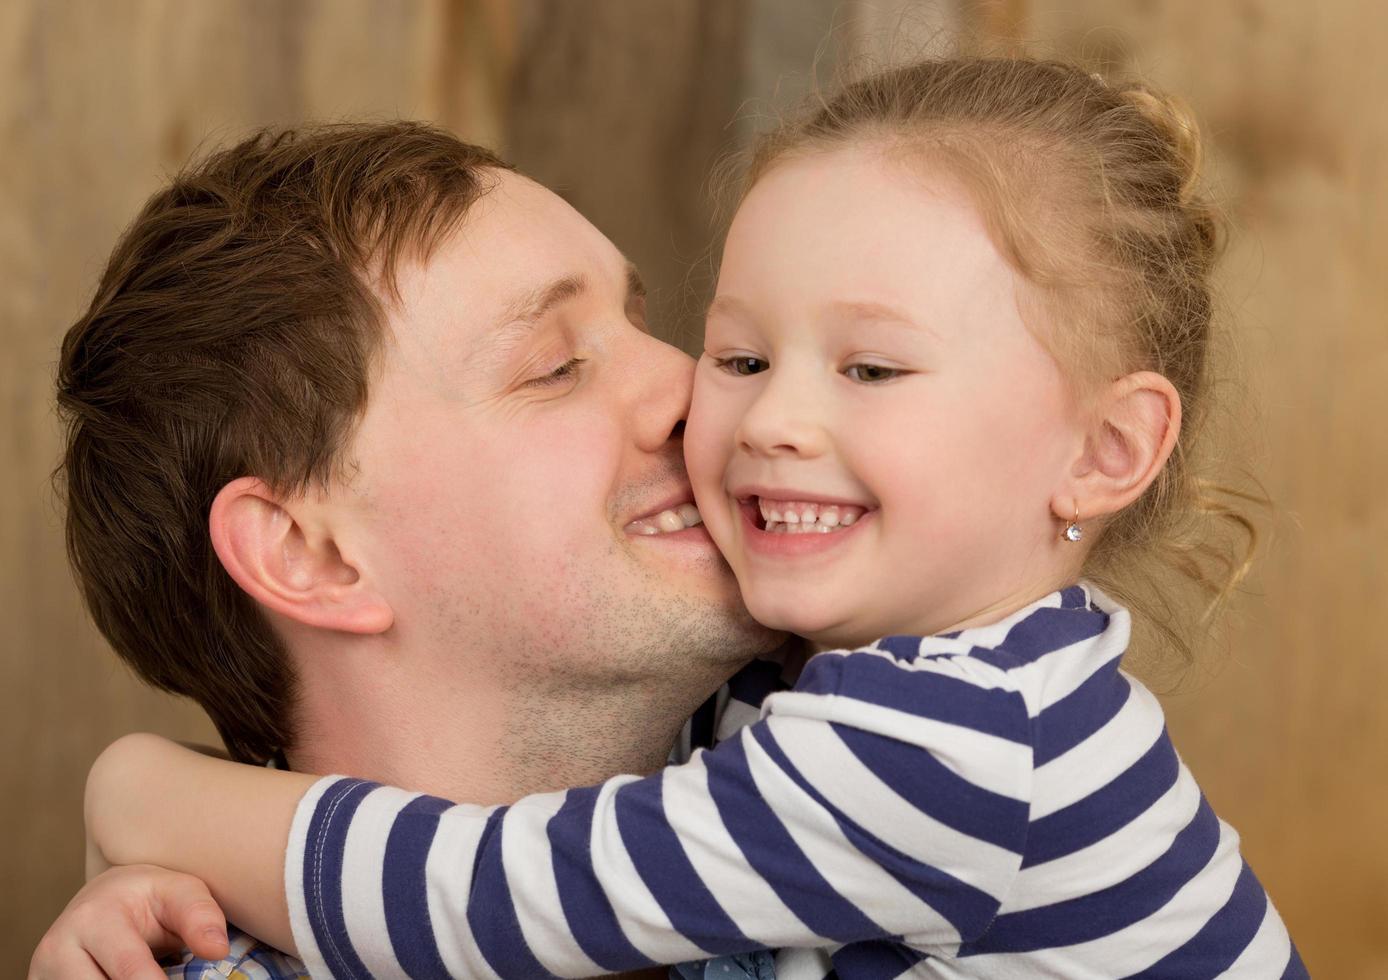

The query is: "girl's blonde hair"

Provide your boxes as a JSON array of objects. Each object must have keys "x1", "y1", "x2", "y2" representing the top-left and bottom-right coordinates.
[{"x1": 724, "y1": 56, "x2": 1260, "y2": 666}]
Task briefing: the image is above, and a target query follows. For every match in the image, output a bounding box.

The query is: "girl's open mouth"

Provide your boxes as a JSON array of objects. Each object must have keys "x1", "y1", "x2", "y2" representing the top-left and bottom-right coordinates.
[{"x1": 738, "y1": 495, "x2": 875, "y2": 553}]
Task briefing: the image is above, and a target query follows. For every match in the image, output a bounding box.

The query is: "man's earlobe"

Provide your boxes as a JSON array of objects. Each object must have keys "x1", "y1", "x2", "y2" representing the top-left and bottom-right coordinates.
[
  {"x1": 208, "y1": 477, "x2": 394, "y2": 635},
  {"x1": 1059, "y1": 372, "x2": 1182, "y2": 523}
]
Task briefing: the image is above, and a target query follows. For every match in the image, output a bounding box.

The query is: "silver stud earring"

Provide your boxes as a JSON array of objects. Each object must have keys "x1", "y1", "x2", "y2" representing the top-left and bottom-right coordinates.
[{"x1": 1062, "y1": 506, "x2": 1083, "y2": 543}]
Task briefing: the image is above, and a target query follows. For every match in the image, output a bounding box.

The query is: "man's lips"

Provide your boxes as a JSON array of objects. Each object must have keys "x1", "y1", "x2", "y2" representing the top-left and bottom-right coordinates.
[{"x1": 623, "y1": 490, "x2": 705, "y2": 536}]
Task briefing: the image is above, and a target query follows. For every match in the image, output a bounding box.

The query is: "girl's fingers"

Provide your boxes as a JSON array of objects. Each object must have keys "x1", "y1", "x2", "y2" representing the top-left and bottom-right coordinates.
[
  {"x1": 86, "y1": 930, "x2": 176, "y2": 980},
  {"x1": 29, "y1": 944, "x2": 116, "y2": 980},
  {"x1": 153, "y1": 873, "x2": 229, "y2": 961}
]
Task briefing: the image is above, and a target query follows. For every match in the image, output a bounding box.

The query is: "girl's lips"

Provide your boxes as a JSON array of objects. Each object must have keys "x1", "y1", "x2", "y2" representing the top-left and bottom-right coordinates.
[{"x1": 736, "y1": 496, "x2": 873, "y2": 557}]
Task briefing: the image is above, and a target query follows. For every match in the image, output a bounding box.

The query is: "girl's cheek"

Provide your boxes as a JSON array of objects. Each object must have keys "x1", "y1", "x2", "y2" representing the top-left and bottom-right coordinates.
[{"x1": 684, "y1": 384, "x2": 726, "y2": 488}]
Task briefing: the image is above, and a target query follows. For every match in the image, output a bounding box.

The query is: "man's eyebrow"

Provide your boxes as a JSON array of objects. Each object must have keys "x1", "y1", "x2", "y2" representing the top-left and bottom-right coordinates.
[{"x1": 497, "y1": 273, "x2": 589, "y2": 329}]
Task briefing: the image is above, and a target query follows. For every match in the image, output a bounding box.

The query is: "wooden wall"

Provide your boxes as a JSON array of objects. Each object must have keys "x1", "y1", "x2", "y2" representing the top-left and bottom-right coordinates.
[
  {"x1": 1015, "y1": 5, "x2": 1388, "y2": 977},
  {"x1": 2, "y1": 1, "x2": 1383, "y2": 975}
]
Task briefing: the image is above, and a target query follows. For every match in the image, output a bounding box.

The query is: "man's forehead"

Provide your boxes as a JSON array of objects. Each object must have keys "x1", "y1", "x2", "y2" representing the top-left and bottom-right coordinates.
[{"x1": 378, "y1": 180, "x2": 643, "y2": 394}]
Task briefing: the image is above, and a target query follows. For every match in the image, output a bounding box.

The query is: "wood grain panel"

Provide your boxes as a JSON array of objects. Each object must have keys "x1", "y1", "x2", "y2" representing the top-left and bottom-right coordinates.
[
  {"x1": 0, "y1": 1, "x2": 506, "y2": 969},
  {"x1": 1009, "y1": 3, "x2": 1387, "y2": 975},
  {"x1": 3, "y1": 1, "x2": 1380, "y2": 975}
]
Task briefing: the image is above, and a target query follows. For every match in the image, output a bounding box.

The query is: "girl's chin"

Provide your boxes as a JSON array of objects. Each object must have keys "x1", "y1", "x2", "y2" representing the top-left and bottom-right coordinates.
[{"x1": 742, "y1": 598, "x2": 845, "y2": 647}]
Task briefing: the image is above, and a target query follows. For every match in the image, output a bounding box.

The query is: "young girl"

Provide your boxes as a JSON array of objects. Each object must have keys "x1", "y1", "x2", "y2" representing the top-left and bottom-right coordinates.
[{"x1": 71, "y1": 57, "x2": 1304, "y2": 978}]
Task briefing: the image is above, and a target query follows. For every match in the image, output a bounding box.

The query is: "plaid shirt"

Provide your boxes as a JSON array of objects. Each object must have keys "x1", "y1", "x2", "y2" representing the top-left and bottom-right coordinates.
[{"x1": 162, "y1": 926, "x2": 308, "y2": 979}]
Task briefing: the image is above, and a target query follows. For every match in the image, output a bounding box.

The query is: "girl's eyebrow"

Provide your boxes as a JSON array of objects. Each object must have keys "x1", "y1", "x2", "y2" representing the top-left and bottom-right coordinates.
[
  {"x1": 707, "y1": 294, "x2": 936, "y2": 339},
  {"x1": 826, "y1": 299, "x2": 935, "y2": 337},
  {"x1": 705, "y1": 294, "x2": 750, "y2": 321}
]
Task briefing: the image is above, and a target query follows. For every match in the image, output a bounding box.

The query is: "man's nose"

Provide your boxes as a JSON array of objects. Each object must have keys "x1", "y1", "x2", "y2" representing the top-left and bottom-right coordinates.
[
  {"x1": 626, "y1": 329, "x2": 696, "y2": 453},
  {"x1": 735, "y1": 366, "x2": 829, "y2": 459}
]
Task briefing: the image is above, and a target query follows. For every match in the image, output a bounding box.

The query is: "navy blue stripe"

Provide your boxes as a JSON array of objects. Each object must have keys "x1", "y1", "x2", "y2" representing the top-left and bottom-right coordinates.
[
  {"x1": 613, "y1": 774, "x2": 755, "y2": 954},
  {"x1": 382, "y1": 794, "x2": 452, "y2": 979},
  {"x1": 303, "y1": 778, "x2": 378, "y2": 980},
  {"x1": 704, "y1": 731, "x2": 883, "y2": 943},
  {"x1": 750, "y1": 723, "x2": 1006, "y2": 940},
  {"x1": 467, "y1": 806, "x2": 560, "y2": 979},
  {"x1": 795, "y1": 653, "x2": 1032, "y2": 744},
  {"x1": 833, "y1": 723, "x2": 1029, "y2": 852},
  {"x1": 1033, "y1": 664, "x2": 1130, "y2": 766},
  {"x1": 830, "y1": 940, "x2": 927, "y2": 974},
  {"x1": 1023, "y1": 730, "x2": 1180, "y2": 867},
  {"x1": 968, "y1": 605, "x2": 1109, "y2": 670},
  {"x1": 727, "y1": 657, "x2": 787, "y2": 709},
  {"x1": 874, "y1": 635, "x2": 925, "y2": 662},
  {"x1": 548, "y1": 786, "x2": 657, "y2": 971},
  {"x1": 1122, "y1": 861, "x2": 1267, "y2": 979},
  {"x1": 689, "y1": 694, "x2": 719, "y2": 751},
  {"x1": 962, "y1": 796, "x2": 1222, "y2": 954},
  {"x1": 1059, "y1": 584, "x2": 1087, "y2": 608}
]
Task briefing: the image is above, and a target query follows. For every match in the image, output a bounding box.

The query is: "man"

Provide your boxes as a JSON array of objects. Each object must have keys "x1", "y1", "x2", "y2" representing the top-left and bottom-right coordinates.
[{"x1": 36, "y1": 122, "x2": 778, "y2": 977}]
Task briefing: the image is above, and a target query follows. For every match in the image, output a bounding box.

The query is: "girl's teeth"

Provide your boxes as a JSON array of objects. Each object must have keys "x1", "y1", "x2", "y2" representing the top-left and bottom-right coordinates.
[{"x1": 756, "y1": 498, "x2": 867, "y2": 532}]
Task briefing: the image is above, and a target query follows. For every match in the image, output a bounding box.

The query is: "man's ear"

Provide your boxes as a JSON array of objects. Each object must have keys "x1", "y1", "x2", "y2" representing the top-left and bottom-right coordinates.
[
  {"x1": 208, "y1": 476, "x2": 394, "y2": 635},
  {"x1": 1056, "y1": 371, "x2": 1182, "y2": 525}
]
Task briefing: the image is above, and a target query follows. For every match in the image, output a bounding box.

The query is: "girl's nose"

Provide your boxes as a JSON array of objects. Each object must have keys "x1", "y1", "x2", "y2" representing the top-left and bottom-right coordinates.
[{"x1": 735, "y1": 372, "x2": 830, "y2": 459}]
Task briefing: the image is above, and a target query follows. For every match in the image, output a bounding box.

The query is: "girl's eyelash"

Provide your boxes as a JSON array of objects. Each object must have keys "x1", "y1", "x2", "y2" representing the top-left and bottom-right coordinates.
[
  {"x1": 844, "y1": 363, "x2": 905, "y2": 383},
  {"x1": 712, "y1": 355, "x2": 769, "y2": 376},
  {"x1": 528, "y1": 357, "x2": 586, "y2": 386}
]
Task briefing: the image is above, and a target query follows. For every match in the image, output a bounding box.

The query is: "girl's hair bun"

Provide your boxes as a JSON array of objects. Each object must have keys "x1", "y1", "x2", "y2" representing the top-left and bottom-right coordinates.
[
  {"x1": 1119, "y1": 84, "x2": 1221, "y2": 263},
  {"x1": 1119, "y1": 85, "x2": 1205, "y2": 205}
]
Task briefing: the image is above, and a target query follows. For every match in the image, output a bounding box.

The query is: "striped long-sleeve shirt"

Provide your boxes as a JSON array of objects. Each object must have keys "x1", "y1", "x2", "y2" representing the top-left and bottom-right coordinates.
[{"x1": 284, "y1": 584, "x2": 1308, "y2": 978}]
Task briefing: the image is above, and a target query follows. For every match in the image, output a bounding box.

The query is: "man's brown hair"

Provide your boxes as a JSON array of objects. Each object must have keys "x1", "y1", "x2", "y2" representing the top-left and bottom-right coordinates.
[{"x1": 56, "y1": 122, "x2": 509, "y2": 762}]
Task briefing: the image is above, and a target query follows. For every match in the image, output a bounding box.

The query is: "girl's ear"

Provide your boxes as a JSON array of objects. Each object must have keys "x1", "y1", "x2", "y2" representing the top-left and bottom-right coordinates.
[
  {"x1": 209, "y1": 477, "x2": 394, "y2": 635},
  {"x1": 1055, "y1": 371, "x2": 1182, "y2": 525}
]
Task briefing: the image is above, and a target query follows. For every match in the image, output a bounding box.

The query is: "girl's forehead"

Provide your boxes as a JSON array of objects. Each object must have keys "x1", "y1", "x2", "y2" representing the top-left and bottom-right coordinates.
[{"x1": 720, "y1": 147, "x2": 1012, "y2": 316}]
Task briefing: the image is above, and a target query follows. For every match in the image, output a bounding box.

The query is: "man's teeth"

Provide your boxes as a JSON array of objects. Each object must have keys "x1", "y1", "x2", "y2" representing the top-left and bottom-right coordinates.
[
  {"x1": 758, "y1": 498, "x2": 865, "y2": 534},
  {"x1": 626, "y1": 503, "x2": 703, "y2": 536}
]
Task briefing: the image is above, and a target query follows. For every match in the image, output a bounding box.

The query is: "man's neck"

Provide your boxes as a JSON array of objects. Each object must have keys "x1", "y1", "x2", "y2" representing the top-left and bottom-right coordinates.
[{"x1": 284, "y1": 637, "x2": 742, "y2": 805}]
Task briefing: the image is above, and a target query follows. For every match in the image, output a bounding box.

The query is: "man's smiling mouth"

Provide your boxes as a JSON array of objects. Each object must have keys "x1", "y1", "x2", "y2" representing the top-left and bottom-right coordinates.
[{"x1": 624, "y1": 503, "x2": 704, "y2": 536}]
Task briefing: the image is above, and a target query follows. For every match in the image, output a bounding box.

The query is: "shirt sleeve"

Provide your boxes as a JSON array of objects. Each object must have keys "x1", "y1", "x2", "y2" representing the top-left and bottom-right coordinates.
[{"x1": 285, "y1": 647, "x2": 1035, "y2": 979}]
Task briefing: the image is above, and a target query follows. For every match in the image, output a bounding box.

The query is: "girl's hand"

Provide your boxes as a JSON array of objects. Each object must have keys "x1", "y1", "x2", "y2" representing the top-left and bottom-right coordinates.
[{"x1": 28, "y1": 865, "x2": 229, "y2": 980}]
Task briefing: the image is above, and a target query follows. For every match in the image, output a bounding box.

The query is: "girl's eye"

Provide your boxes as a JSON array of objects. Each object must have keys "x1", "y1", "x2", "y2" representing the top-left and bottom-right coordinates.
[
  {"x1": 527, "y1": 358, "x2": 586, "y2": 387},
  {"x1": 845, "y1": 363, "x2": 903, "y2": 383},
  {"x1": 715, "y1": 355, "x2": 769, "y2": 376}
]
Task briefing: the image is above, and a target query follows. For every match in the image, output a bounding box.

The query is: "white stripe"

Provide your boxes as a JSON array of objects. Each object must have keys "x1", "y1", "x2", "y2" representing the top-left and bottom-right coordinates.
[
  {"x1": 1005, "y1": 642, "x2": 1127, "y2": 718},
  {"x1": 1030, "y1": 680, "x2": 1166, "y2": 818},
  {"x1": 774, "y1": 946, "x2": 837, "y2": 980},
  {"x1": 1008, "y1": 761, "x2": 1203, "y2": 910},
  {"x1": 660, "y1": 751, "x2": 830, "y2": 945},
  {"x1": 964, "y1": 817, "x2": 1247, "y2": 977},
  {"x1": 993, "y1": 612, "x2": 1131, "y2": 716},
  {"x1": 339, "y1": 785, "x2": 417, "y2": 976},
  {"x1": 716, "y1": 697, "x2": 763, "y2": 741},
  {"x1": 587, "y1": 775, "x2": 712, "y2": 962},
  {"x1": 764, "y1": 690, "x2": 1029, "y2": 799},
  {"x1": 425, "y1": 802, "x2": 503, "y2": 980},
  {"x1": 772, "y1": 716, "x2": 1025, "y2": 895},
  {"x1": 284, "y1": 775, "x2": 340, "y2": 980},
  {"x1": 500, "y1": 790, "x2": 607, "y2": 977},
  {"x1": 1216, "y1": 896, "x2": 1294, "y2": 978},
  {"x1": 739, "y1": 726, "x2": 962, "y2": 949}
]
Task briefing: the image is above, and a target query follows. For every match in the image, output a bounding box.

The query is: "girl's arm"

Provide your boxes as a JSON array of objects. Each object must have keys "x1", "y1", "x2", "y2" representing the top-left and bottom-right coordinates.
[
  {"x1": 86, "y1": 732, "x2": 316, "y2": 954},
  {"x1": 90, "y1": 650, "x2": 1035, "y2": 978}
]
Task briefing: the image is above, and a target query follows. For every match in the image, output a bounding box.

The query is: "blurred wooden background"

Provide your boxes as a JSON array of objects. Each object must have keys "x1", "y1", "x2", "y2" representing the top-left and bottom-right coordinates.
[{"x1": 2, "y1": 1, "x2": 1384, "y2": 975}]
